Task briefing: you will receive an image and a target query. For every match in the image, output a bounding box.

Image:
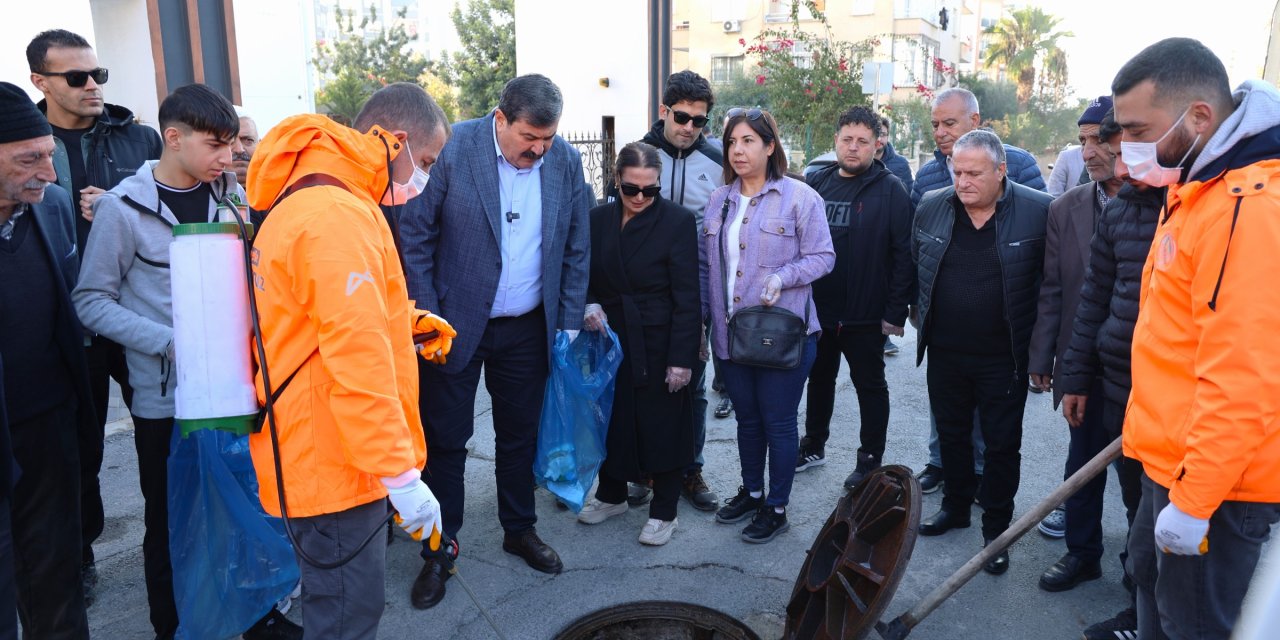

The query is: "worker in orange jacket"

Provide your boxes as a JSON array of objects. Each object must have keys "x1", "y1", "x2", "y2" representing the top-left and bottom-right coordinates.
[
  {"x1": 245, "y1": 83, "x2": 454, "y2": 639},
  {"x1": 1113, "y1": 39, "x2": 1280, "y2": 640}
]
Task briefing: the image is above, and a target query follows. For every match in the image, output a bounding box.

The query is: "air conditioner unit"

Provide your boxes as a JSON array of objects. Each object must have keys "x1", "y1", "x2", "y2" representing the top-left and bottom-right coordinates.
[{"x1": 723, "y1": 20, "x2": 742, "y2": 33}]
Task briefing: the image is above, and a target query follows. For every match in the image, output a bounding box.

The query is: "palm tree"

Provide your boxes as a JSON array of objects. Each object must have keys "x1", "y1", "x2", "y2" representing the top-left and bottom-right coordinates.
[{"x1": 982, "y1": 7, "x2": 1072, "y2": 107}]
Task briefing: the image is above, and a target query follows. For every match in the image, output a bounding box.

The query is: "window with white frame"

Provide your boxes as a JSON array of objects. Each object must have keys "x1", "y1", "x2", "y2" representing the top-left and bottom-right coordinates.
[{"x1": 711, "y1": 56, "x2": 744, "y2": 84}]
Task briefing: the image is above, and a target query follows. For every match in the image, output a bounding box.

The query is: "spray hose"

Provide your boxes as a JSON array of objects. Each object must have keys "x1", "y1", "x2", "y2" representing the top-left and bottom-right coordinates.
[{"x1": 223, "y1": 197, "x2": 447, "y2": 569}]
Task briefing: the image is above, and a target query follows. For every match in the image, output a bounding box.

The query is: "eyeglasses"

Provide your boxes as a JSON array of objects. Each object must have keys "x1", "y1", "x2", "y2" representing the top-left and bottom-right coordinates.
[
  {"x1": 38, "y1": 68, "x2": 109, "y2": 88},
  {"x1": 725, "y1": 107, "x2": 765, "y2": 122},
  {"x1": 619, "y1": 183, "x2": 661, "y2": 198},
  {"x1": 670, "y1": 109, "x2": 710, "y2": 128}
]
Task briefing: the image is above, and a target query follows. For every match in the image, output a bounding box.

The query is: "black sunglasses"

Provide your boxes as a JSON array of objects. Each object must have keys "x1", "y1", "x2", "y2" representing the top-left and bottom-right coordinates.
[
  {"x1": 670, "y1": 109, "x2": 710, "y2": 128},
  {"x1": 725, "y1": 107, "x2": 765, "y2": 121},
  {"x1": 619, "y1": 182, "x2": 661, "y2": 198},
  {"x1": 39, "y1": 68, "x2": 109, "y2": 88}
]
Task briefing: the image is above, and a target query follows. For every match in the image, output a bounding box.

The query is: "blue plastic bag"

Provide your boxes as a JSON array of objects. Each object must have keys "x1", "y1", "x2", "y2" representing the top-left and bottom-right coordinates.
[
  {"x1": 533, "y1": 328, "x2": 624, "y2": 512},
  {"x1": 168, "y1": 429, "x2": 300, "y2": 639}
]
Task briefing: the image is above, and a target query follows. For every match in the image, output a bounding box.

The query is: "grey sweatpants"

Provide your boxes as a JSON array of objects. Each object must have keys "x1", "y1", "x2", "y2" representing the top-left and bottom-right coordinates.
[{"x1": 294, "y1": 499, "x2": 389, "y2": 639}]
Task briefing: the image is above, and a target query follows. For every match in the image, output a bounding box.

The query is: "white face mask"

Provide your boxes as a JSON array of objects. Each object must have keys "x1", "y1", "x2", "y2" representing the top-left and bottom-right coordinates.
[
  {"x1": 380, "y1": 142, "x2": 430, "y2": 206},
  {"x1": 1120, "y1": 108, "x2": 1200, "y2": 188}
]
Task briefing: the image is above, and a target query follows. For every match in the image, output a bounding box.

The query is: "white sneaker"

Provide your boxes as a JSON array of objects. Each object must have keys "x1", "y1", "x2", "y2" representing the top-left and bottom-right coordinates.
[
  {"x1": 578, "y1": 498, "x2": 628, "y2": 524},
  {"x1": 639, "y1": 518, "x2": 677, "y2": 546}
]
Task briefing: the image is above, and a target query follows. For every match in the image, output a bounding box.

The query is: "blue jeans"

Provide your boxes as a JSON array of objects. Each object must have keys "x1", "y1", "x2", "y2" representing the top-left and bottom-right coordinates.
[
  {"x1": 1128, "y1": 474, "x2": 1280, "y2": 640},
  {"x1": 716, "y1": 335, "x2": 818, "y2": 508},
  {"x1": 688, "y1": 356, "x2": 708, "y2": 472}
]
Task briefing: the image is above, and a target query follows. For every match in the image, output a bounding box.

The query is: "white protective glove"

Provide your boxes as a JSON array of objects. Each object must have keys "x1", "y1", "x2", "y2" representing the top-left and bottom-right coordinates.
[
  {"x1": 760, "y1": 274, "x2": 783, "y2": 307},
  {"x1": 559, "y1": 329, "x2": 580, "y2": 343},
  {"x1": 584, "y1": 303, "x2": 608, "y2": 332},
  {"x1": 1154, "y1": 502, "x2": 1210, "y2": 556},
  {"x1": 386, "y1": 478, "x2": 442, "y2": 541},
  {"x1": 665, "y1": 366, "x2": 692, "y2": 393}
]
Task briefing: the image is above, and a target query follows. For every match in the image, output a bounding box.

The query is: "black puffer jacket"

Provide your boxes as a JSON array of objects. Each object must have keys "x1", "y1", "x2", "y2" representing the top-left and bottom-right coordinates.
[
  {"x1": 1057, "y1": 184, "x2": 1164, "y2": 405},
  {"x1": 913, "y1": 179, "x2": 1052, "y2": 373}
]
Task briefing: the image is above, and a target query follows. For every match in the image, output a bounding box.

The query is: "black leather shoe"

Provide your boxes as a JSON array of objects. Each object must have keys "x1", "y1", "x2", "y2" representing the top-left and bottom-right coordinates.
[
  {"x1": 983, "y1": 538, "x2": 1010, "y2": 575},
  {"x1": 918, "y1": 508, "x2": 970, "y2": 536},
  {"x1": 1038, "y1": 553, "x2": 1101, "y2": 592},
  {"x1": 714, "y1": 397, "x2": 733, "y2": 418},
  {"x1": 502, "y1": 529, "x2": 563, "y2": 574},
  {"x1": 410, "y1": 557, "x2": 449, "y2": 610}
]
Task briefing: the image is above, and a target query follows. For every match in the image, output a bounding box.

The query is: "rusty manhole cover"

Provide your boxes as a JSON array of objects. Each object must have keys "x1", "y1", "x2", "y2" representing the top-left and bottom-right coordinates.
[{"x1": 784, "y1": 465, "x2": 921, "y2": 639}]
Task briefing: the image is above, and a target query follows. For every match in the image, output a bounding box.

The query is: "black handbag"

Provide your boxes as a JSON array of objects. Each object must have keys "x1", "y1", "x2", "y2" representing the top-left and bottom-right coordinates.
[{"x1": 717, "y1": 198, "x2": 809, "y2": 369}]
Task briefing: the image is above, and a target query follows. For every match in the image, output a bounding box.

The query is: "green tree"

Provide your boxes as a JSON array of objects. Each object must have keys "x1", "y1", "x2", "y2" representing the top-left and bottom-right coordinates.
[
  {"x1": 738, "y1": 0, "x2": 877, "y2": 163},
  {"x1": 313, "y1": 5, "x2": 428, "y2": 123},
  {"x1": 435, "y1": 0, "x2": 515, "y2": 119},
  {"x1": 421, "y1": 70, "x2": 460, "y2": 123},
  {"x1": 982, "y1": 6, "x2": 1072, "y2": 108}
]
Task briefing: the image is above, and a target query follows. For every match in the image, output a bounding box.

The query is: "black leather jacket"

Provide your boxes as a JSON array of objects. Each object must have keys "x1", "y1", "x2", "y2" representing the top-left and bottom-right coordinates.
[{"x1": 913, "y1": 179, "x2": 1053, "y2": 373}]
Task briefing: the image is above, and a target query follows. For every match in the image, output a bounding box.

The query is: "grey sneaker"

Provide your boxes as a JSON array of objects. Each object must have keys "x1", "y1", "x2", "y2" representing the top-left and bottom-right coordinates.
[
  {"x1": 1038, "y1": 504, "x2": 1067, "y2": 538},
  {"x1": 638, "y1": 518, "x2": 677, "y2": 546},
  {"x1": 578, "y1": 498, "x2": 628, "y2": 524}
]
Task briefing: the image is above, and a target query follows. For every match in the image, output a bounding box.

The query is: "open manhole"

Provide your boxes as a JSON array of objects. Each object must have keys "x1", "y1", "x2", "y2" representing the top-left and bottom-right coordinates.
[
  {"x1": 554, "y1": 601, "x2": 762, "y2": 640},
  {"x1": 554, "y1": 466, "x2": 920, "y2": 640}
]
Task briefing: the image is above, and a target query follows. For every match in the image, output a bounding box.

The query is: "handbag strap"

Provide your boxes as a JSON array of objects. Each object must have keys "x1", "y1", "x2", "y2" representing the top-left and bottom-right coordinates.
[{"x1": 718, "y1": 192, "x2": 813, "y2": 326}]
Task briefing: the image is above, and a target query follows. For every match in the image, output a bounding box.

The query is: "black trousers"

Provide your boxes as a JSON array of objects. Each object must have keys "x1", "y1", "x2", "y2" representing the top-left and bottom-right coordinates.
[
  {"x1": 418, "y1": 308, "x2": 548, "y2": 550},
  {"x1": 1063, "y1": 383, "x2": 1144, "y2": 565},
  {"x1": 10, "y1": 403, "x2": 89, "y2": 639},
  {"x1": 597, "y1": 468, "x2": 682, "y2": 521},
  {"x1": 926, "y1": 348, "x2": 1028, "y2": 539},
  {"x1": 82, "y1": 336, "x2": 132, "y2": 563},
  {"x1": 131, "y1": 415, "x2": 178, "y2": 639},
  {"x1": 0, "y1": 498, "x2": 14, "y2": 640},
  {"x1": 803, "y1": 326, "x2": 890, "y2": 458}
]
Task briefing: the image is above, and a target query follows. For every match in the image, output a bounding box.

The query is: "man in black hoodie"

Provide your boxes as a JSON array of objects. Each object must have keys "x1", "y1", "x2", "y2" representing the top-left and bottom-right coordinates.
[
  {"x1": 625, "y1": 71, "x2": 726, "y2": 511},
  {"x1": 27, "y1": 29, "x2": 162, "y2": 598},
  {"x1": 798, "y1": 106, "x2": 915, "y2": 489}
]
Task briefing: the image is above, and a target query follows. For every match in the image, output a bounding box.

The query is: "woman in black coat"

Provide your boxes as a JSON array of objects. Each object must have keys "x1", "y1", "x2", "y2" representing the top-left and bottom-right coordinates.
[{"x1": 576, "y1": 142, "x2": 702, "y2": 546}]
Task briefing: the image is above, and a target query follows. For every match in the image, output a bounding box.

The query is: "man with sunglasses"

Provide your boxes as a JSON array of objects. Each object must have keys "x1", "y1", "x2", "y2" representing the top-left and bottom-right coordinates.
[
  {"x1": 628, "y1": 70, "x2": 726, "y2": 512},
  {"x1": 26, "y1": 28, "x2": 162, "y2": 604}
]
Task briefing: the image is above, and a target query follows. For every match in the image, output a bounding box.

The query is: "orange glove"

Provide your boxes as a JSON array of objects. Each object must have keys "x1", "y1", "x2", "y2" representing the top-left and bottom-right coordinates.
[{"x1": 413, "y1": 310, "x2": 456, "y2": 365}]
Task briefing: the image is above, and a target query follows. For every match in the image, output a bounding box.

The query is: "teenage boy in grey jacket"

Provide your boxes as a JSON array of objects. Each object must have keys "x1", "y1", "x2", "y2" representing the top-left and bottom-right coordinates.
[{"x1": 72, "y1": 84, "x2": 297, "y2": 640}]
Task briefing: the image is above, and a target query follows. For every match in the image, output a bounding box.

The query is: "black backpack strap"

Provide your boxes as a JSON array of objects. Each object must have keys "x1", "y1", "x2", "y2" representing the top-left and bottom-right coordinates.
[
  {"x1": 252, "y1": 174, "x2": 347, "y2": 431},
  {"x1": 255, "y1": 361, "x2": 306, "y2": 432}
]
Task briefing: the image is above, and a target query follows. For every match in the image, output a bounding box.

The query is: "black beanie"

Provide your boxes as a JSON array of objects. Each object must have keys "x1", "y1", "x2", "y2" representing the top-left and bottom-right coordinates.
[{"x1": 0, "y1": 82, "x2": 52, "y2": 144}]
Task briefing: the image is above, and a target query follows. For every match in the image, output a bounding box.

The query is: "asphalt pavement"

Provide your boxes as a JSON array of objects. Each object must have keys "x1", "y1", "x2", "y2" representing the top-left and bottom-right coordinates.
[{"x1": 85, "y1": 324, "x2": 1271, "y2": 639}]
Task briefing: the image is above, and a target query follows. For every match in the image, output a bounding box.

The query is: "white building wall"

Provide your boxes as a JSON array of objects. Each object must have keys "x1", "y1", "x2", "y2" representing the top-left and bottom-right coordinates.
[
  {"x1": 1, "y1": 2, "x2": 98, "y2": 102},
  {"x1": 90, "y1": 0, "x2": 160, "y2": 127},
  {"x1": 233, "y1": 0, "x2": 315, "y2": 134},
  {"x1": 514, "y1": 0, "x2": 650, "y2": 145}
]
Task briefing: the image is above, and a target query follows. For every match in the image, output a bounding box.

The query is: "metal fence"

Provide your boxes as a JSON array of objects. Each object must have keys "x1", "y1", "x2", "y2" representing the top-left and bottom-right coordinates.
[{"x1": 563, "y1": 131, "x2": 617, "y2": 203}]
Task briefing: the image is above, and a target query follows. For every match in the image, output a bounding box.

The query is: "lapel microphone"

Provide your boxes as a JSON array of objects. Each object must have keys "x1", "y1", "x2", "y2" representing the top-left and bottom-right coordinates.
[{"x1": 506, "y1": 211, "x2": 520, "y2": 223}]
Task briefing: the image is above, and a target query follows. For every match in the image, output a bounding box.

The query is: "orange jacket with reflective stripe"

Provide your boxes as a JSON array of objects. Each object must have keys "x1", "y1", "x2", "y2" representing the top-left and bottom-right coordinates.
[
  {"x1": 1124, "y1": 129, "x2": 1280, "y2": 518},
  {"x1": 245, "y1": 114, "x2": 425, "y2": 518}
]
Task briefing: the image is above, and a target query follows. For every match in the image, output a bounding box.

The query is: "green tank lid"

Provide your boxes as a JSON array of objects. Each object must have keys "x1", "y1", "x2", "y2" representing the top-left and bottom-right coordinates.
[
  {"x1": 177, "y1": 413, "x2": 259, "y2": 438},
  {"x1": 172, "y1": 222, "x2": 255, "y2": 239}
]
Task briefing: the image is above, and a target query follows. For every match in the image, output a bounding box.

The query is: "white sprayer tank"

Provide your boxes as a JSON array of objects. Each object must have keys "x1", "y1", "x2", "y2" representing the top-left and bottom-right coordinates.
[{"x1": 170, "y1": 221, "x2": 258, "y2": 436}]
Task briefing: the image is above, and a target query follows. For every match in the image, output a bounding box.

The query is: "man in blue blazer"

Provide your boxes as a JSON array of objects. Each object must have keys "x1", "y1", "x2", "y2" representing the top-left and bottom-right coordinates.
[
  {"x1": 399, "y1": 74, "x2": 591, "y2": 609},
  {"x1": 0, "y1": 82, "x2": 94, "y2": 638}
]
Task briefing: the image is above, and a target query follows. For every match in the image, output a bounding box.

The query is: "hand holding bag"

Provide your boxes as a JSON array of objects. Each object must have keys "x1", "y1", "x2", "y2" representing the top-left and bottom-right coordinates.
[{"x1": 717, "y1": 197, "x2": 809, "y2": 369}]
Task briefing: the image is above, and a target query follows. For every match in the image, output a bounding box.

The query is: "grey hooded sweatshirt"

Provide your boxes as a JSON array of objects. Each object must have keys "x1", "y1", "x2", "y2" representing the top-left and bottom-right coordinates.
[{"x1": 73, "y1": 160, "x2": 244, "y2": 419}]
